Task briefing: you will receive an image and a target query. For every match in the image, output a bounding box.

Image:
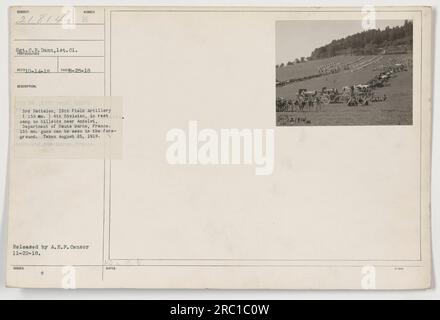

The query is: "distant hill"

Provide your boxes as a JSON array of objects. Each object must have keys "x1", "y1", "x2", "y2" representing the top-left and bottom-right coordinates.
[{"x1": 309, "y1": 20, "x2": 413, "y2": 60}]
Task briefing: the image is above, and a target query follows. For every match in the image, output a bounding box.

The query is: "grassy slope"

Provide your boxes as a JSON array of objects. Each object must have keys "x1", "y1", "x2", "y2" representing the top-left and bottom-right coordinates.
[
  {"x1": 276, "y1": 55, "x2": 361, "y2": 82},
  {"x1": 276, "y1": 54, "x2": 413, "y2": 126}
]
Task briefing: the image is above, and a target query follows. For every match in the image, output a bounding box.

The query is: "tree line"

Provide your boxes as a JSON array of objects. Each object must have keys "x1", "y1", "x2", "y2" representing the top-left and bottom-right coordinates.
[{"x1": 309, "y1": 20, "x2": 413, "y2": 60}]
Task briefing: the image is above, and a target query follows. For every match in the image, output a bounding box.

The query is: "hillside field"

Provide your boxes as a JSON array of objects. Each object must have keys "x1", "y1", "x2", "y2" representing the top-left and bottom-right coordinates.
[{"x1": 276, "y1": 54, "x2": 413, "y2": 126}]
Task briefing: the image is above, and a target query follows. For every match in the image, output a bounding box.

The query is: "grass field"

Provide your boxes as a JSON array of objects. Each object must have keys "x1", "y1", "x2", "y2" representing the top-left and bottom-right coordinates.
[{"x1": 276, "y1": 54, "x2": 413, "y2": 126}]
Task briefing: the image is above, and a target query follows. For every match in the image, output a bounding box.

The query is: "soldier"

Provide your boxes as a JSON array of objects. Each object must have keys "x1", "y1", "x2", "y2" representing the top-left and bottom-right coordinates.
[
  {"x1": 348, "y1": 85, "x2": 358, "y2": 106},
  {"x1": 314, "y1": 91, "x2": 322, "y2": 111}
]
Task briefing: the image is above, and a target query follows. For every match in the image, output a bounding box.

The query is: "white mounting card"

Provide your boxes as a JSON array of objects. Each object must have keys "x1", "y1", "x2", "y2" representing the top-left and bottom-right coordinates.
[{"x1": 7, "y1": 6, "x2": 432, "y2": 289}]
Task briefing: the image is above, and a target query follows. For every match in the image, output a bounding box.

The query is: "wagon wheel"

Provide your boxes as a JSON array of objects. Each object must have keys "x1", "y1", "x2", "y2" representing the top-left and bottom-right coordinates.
[
  {"x1": 340, "y1": 93, "x2": 351, "y2": 104},
  {"x1": 356, "y1": 93, "x2": 368, "y2": 106},
  {"x1": 321, "y1": 94, "x2": 331, "y2": 105}
]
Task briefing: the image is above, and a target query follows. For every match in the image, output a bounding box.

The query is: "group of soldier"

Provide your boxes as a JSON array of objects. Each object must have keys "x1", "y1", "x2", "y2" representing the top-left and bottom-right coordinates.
[
  {"x1": 318, "y1": 62, "x2": 342, "y2": 75},
  {"x1": 277, "y1": 59, "x2": 410, "y2": 112}
]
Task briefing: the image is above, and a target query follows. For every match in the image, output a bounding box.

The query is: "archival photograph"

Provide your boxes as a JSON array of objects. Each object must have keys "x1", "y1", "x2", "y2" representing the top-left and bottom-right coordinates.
[{"x1": 276, "y1": 20, "x2": 413, "y2": 126}]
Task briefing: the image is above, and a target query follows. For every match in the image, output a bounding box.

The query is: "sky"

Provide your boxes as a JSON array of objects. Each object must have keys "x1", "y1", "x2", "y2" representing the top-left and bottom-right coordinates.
[{"x1": 276, "y1": 20, "x2": 406, "y2": 65}]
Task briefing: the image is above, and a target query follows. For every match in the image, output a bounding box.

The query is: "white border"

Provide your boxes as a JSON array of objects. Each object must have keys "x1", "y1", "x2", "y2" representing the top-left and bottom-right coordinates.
[{"x1": 0, "y1": 0, "x2": 438, "y2": 299}]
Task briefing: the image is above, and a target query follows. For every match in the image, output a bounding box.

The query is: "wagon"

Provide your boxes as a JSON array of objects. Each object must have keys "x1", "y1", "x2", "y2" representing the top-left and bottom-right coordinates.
[
  {"x1": 321, "y1": 87, "x2": 350, "y2": 104},
  {"x1": 353, "y1": 85, "x2": 374, "y2": 106}
]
